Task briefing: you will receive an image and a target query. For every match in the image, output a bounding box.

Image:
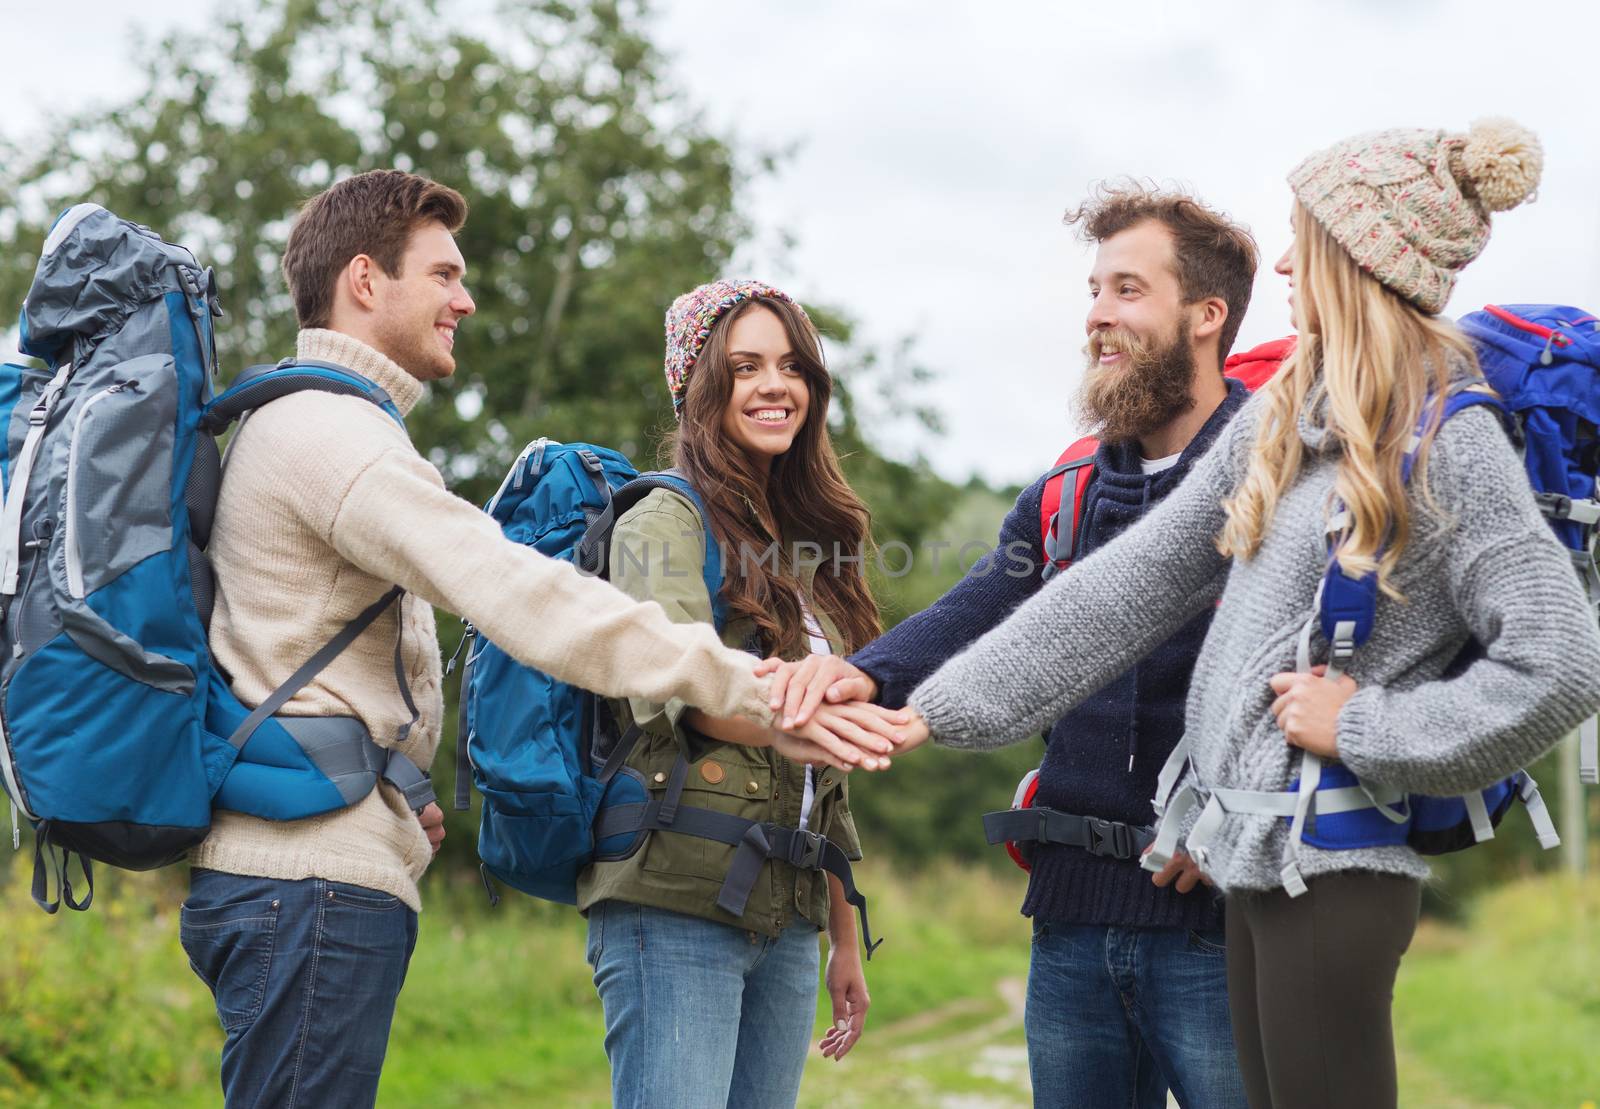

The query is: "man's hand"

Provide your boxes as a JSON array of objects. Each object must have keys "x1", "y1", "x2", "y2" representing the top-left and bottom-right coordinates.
[
  {"x1": 818, "y1": 944, "x2": 870, "y2": 1061},
  {"x1": 1148, "y1": 849, "x2": 1210, "y2": 894},
  {"x1": 1268, "y1": 665, "x2": 1357, "y2": 758},
  {"x1": 757, "y1": 655, "x2": 879, "y2": 729},
  {"x1": 417, "y1": 802, "x2": 446, "y2": 856}
]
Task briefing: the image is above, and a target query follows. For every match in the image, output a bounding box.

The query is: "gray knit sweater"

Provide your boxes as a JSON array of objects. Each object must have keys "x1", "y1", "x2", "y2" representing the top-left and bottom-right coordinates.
[{"x1": 910, "y1": 393, "x2": 1600, "y2": 892}]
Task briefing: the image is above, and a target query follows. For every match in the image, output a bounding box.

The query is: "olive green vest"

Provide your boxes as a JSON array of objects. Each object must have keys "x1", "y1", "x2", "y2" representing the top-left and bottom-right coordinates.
[{"x1": 575, "y1": 488, "x2": 862, "y2": 936}]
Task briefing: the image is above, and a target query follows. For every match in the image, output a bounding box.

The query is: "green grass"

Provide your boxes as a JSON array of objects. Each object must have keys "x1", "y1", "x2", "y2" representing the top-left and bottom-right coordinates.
[
  {"x1": 3, "y1": 855, "x2": 1599, "y2": 1106},
  {"x1": 1395, "y1": 874, "x2": 1600, "y2": 1108}
]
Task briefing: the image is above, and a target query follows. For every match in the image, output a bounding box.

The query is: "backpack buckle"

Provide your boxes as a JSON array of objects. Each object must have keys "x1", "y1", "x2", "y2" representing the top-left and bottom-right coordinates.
[
  {"x1": 1084, "y1": 817, "x2": 1130, "y2": 859},
  {"x1": 786, "y1": 829, "x2": 826, "y2": 871}
]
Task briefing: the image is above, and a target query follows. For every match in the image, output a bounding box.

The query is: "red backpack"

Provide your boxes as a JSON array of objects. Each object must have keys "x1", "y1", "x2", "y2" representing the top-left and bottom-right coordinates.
[{"x1": 996, "y1": 336, "x2": 1293, "y2": 870}]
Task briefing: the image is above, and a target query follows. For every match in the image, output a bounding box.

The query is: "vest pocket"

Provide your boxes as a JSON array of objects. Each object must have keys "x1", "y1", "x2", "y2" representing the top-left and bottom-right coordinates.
[{"x1": 641, "y1": 755, "x2": 772, "y2": 885}]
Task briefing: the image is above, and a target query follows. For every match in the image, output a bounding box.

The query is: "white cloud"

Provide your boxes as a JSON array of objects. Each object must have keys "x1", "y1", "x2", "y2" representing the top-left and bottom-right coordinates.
[{"x1": 9, "y1": 0, "x2": 1599, "y2": 482}]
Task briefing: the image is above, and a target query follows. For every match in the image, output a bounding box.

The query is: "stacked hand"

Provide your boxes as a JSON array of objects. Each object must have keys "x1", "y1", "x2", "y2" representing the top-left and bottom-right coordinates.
[{"x1": 754, "y1": 655, "x2": 932, "y2": 772}]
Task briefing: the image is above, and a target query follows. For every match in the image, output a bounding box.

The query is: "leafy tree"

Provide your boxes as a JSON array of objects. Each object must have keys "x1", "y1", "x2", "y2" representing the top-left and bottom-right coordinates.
[{"x1": 0, "y1": 0, "x2": 964, "y2": 870}]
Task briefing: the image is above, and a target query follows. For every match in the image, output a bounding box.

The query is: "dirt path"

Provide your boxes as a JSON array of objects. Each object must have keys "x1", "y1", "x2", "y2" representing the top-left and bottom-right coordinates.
[{"x1": 829, "y1": 977, "x2": 1498, "y2": 1109}]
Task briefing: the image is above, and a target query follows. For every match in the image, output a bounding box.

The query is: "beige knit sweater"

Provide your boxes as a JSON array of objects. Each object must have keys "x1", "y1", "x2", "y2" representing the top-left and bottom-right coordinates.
[{"x1": 191, "y1": 329, "x2": 774, "y2": 909}]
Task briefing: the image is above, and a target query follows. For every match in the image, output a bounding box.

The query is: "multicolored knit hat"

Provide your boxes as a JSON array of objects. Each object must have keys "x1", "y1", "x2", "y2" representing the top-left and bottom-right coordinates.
[
  {"x1": 1287, "y1": 118, "x2": 1543, "y2": 314},
  {"x1": 664, "y1": 279, "x2": 809, "y2": 414}
]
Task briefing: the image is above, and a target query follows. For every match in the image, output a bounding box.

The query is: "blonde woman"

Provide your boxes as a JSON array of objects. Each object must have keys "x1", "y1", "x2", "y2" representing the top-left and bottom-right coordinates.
[{"x1": 880, "y1": 122, "x2": 1600, "y2": 1106}]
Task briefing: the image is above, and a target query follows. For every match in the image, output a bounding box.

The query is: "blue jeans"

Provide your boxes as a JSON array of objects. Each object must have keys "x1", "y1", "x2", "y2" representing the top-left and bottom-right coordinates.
[
  {"x1": 586, "y1": 900, "x2": 821, "y2": 1109},
  {"x1": 1026, "y1": 921, "x2": 1246, "y2": 1109},
  {"x1": 180, "y1": 869, "x2": 419, "y2": 1109}
]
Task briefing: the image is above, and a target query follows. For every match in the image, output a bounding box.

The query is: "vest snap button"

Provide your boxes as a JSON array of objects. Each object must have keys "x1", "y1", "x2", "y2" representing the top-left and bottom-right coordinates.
[
  {"x1": 745, "y1": 780, "x2": 760, "y2": 795},
  {"x1": 652, "y1": 771, "x2": 667, "y2": 784}
]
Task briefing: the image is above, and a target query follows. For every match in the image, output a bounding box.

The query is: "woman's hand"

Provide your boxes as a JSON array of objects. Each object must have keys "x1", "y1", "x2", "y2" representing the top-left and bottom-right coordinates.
[
  {"x1": 772, "y1": 701, "x2": 909, "y2": 772},
  {"x1": 894, "y1": 709, "x2": 932, "y2": 754},
  {"x1": 1268, "y1": 666, "x2": 1357, "y2": 758},
  {"x1": 757, "y1": 654, "x2": 880, "y2": 729},
  {"x1": 819, "y1": 887, "x2": 870, "y2": 1061}
]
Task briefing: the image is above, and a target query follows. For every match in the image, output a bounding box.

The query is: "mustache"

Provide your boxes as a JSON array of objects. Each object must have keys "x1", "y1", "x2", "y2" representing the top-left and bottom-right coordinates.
[{"x1": 1085, "y1": 329, "x2": 1151, "y2": 361}]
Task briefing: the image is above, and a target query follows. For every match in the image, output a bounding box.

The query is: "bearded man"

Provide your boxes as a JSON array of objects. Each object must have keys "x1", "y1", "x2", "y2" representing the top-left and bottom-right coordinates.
[{"x1": 761, "y1": 183, "x2": 1260, "y2": 1108}]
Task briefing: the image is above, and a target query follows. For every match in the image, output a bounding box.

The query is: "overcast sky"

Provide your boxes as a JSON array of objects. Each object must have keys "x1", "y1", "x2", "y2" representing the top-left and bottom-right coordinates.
[{"x1": 9, "y1": 0, "x2": 1598, "y2": 485}]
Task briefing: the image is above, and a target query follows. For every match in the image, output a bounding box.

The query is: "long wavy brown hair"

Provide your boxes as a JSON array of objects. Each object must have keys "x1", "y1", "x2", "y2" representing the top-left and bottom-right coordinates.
[
  {"x1": 668, "y1": 296, "x2": 881, "y2": 657},
  {"x1": 1218, "y1": 203, "x2": 1480, "y2": 596}
]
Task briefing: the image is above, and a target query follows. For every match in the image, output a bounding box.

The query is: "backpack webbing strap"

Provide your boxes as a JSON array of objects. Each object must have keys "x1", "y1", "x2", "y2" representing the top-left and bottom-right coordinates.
[
  {"x1": 578, "y1": 471, "x2": 729, "y2": 631},
  {"x1": 592, "y1": 799, "x2": 882, "y2": 958},
  {"x1": 227, "y1": 586, "x2": 404, "y2": 752},
  {"x1": 378, "y1": 749, "x2": 436, "y2": 813},
  {"x1": 1581, "y1": 717, "x2": 1599, "y2": 786},
  {"x1": 1, "y1": 360, "x2": 72, "y2": 594},
  {"x1": 389, "y1": 599, "x2": 421, "y2": 746},
  {"x1": 30, "y1": 825, "x2": 93, "y2": 914},
  {"x1": 981, "y1": 807, "x2": 1154, "y2": 860},
  {"x1": 201, "y1": 360, "x2": 405, "y2": 433},
  {"x1": 594, "y1": 722, "x2": 645, "y2": 785},
  {"x1": 1039, "y1": 438, "x2": 1099, "y2": 584},
  {"x1": 450, "y1": 626, "x2": 479, "y2": 810},
  {"x1": 1519, "y1": 772, "x2": 1561, "y2": 849}
]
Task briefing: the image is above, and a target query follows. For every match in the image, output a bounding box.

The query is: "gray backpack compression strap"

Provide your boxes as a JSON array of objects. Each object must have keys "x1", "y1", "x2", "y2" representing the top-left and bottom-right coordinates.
[{"x1": 226, "y1": 585, "x2": 434, "y2": 813}]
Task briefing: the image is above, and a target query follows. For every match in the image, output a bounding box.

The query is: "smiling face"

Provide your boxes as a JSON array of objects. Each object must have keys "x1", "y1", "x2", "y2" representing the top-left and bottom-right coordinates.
[
  {"x1": 717, "y1": 305, "x2": 810, "y2": 463},
  {"x1": 1078, "y1": 220, "x2": 1200, "y2": 442},
  {"x1": 369, "y1": 220, "x2": 476, "y2": 381}
]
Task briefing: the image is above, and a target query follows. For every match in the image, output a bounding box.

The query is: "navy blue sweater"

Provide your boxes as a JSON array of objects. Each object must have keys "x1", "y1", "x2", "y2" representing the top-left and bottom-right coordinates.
[{"x1": 852, "y1": 381, "x2": 1249, "y2": 930}]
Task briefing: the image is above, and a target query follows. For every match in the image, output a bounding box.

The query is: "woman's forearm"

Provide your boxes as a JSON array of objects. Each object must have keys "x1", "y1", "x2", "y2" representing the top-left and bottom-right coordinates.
[
  {"x1": 683, "y1": 708, "x2": 776, "y2": 748},
  {"x1": 825, "y1": 873, "x2": 857, "y2": 948}
]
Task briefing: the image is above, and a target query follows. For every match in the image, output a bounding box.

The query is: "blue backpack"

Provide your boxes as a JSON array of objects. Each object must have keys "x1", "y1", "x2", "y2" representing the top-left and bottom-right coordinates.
[
  {"x1": 1460, "y1": 305, "x2": 1600, "y2": 782},
  {"x1": 1145, "y1": 309, "x2": 1600, "y2": 894},
  {"x1": 0, "y1": 204, "x2": 434, "y2": 912},
  {"x1": 455, "y1": 439, "x2": 879, "y2": 954}
]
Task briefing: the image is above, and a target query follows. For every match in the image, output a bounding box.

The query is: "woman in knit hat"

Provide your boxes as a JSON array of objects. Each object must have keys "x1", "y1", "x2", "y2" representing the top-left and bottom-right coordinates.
[
  {"x1": 576, "y1": 279, "x2": 898, "y2": 1108},
  {"x1": 883, "y1": 120, "x2": 1600, "y2": 1107}
]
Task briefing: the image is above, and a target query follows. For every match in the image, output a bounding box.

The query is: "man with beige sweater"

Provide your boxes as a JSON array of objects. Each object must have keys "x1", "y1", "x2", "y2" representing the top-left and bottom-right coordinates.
[{"x1": 177, "y1": 171, "x2": 880, "y2": 1108}]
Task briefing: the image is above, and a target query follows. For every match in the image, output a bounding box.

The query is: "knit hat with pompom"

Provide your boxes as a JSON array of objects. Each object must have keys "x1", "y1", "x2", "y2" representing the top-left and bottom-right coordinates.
[{"x1": 1288, "y1": 118, "x2": 1543, "y2": 313}]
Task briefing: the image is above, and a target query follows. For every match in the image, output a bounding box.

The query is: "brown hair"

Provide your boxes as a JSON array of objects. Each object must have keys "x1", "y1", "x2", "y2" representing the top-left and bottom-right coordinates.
[
  {"x1": 670, "y1": 297, "x2": 882, "y2": 657},
  {"x1": 1065, "y1": 181, "x2": 1259, "y2": 364},
  {"x1": 282, "y1": 169, "x2": 468, "y2": 329}
]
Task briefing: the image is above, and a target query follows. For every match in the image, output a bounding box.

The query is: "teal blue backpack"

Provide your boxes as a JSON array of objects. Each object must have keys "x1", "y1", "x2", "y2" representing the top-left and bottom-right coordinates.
[
  {"x1": 0, "y1": 205, "x2": 434, "y2": 912},
  {"x1": 456, "y1": 439, "x2": 879, "y2": 954}
]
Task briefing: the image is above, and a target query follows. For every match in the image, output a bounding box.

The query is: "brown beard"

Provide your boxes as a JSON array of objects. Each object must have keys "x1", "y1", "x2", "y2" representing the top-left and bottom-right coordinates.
[{"x1": 1077, "y1": 323, "x2": 1198, "y2": 444}]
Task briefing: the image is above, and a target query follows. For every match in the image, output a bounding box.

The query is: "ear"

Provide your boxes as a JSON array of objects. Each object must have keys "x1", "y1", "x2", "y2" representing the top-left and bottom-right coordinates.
[
  {"x1": 344, "y1": 254, "x2": 380, "y2": 313},
  {"x1": 1192, "y1": 297, "x2": 1228, "y2": 342}
]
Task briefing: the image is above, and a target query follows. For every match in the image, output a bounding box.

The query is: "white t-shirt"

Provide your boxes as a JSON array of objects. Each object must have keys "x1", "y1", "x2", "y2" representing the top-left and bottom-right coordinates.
[
  {"x1": 1140, "y1": 451, "x2": 1181, "y2": 475},
  {"x1": 797, "y1": 597, "x2": 831, "y2": 830}
]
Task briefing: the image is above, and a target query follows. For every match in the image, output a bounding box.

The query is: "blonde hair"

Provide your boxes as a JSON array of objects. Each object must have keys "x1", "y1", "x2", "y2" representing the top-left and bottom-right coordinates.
[{"x1": 1217, "y1": 203, "x2": 1480, "y2": 596}]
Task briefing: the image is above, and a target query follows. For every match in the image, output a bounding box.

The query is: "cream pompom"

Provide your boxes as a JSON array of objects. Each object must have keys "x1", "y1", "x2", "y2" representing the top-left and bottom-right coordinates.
[{"x1": 1456, "y1": 117, "x2": 1543, "y2": 212}]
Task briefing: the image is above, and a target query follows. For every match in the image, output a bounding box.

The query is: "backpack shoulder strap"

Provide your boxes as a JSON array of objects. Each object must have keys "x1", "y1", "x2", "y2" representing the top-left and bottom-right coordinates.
[
  {"x1": 1039, "y1": 436, "x2": 1100, "y2": 582},
  {"x1": 1324, "y1": 380, "x2": 1513, "y2": 648},
  {"x1": 201, "y1": 359, "x2": 406, "y2": 433},
  {"x1": 581, "y1": 469, "x2": 729, "y2": 632}
]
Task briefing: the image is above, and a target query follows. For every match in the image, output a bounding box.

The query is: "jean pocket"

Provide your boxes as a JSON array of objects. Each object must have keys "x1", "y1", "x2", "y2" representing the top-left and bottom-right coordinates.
[
  {"x1": 1186, "y1": 928, "x2": 1227, "y2": 957},
  {"x1": 180, "y1": 897, "x2": 279, "y2": 1033},
  {"x1": 325, "y1": 881, "x2": 403, "y2": 911}
]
